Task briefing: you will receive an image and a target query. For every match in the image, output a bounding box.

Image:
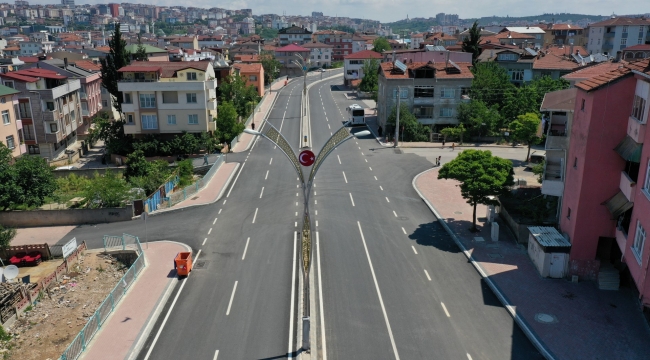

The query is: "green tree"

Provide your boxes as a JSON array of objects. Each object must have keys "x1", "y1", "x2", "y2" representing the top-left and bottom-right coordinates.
[
  {"x1": 470, "y1": 62, "x2": 514, "y2": 109},
  {"x1": 438, "y1": 149, "x2": 514, "y2": 231},
  {"x1": 260, "y1": 52, "x2": 281, "y2": 84},
  {"x1": 10, "y1": 155, "x2": 57, "y2": 208},
  {"x1": 500, "y1": 86, "x2": 539, "y2": 126},
  {"x1": 0, "y1": 225, "x2": 16, "y2": 255},
  {"x1": 180, "y1": 132, "x2": 200, "y2": 155},
  {"x1": 90, "y1": 113, "x2": 131, "y2": 155},
  {"x1": 0, "y1": 144, "x2": 21, "y2": 210},
  {"x1": 99, "y1": 23, "x2": 130, "y2": 114},
  {"x1": 83, "y1": 170, "x2": 131, "y2": 208},
  {"x1": 133, "y1": 34, "x2": 149, "y2": 61},
  {"x1": 258, "y1": 28, "x2": 279, "y2": 40},
  {"x1": 359, "y1": 59, "x2": 379, "y2": 98},
  {"x1": 177, "y1": 159, "x2": 194, "y2": 187},
  {"x1": 125, "y1": 150, "x2": 149, "y2": 179},
  {"x1": 386, "y1": 103, "x2": 430, "y2": 142},
  {"x1": 440, "y1": 124, "x2": 466, "y2": 144},
  {"x1": 457, "y1": 100, "x2": 502, "y2": 136},
  {"x1": 372, "y1": 37, "x2": 391, "y2": 53},
  {"x1": 461, "y1": 21, "x2": 481, "y2": 64},
  {"x1": 218, "y1": 73, "x2": 261, "y2": 118},
  {"x1": 532, "y1": 160, "x2": 545, "y2": 184},
  {"x1": 510, "y1": 113, "x2": 542, "y2": 161},
  {"x1": 215, "y1": 101, "x2": 245, "y2": 148}
]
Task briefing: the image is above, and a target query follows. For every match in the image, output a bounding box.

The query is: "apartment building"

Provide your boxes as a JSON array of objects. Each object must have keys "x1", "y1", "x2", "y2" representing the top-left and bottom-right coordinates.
[
  {"x1": 542, "y1": 24, "x2": 586, "y2": 47},
  {"x1": 549, "y1": 59, "x2": 650, "y2": 314},
  {"x1": 477, "y1": 48, "x2": 537, "y2": 85},
  {"x1": 117, "y1": 61, "x2": 217, "y2": 137},
  {"x1": 278, "y1": 25, "x2": 312, "y2": 46},
  {"x1": 0, "y1": 68, "x2": 81, "y2": 161},
  {"x1": 343, "y1": 49, "x2": 382, "y2": 86},
  {"x1": 0, "y1": 84, "x2": 24, "y2": 157},
  {"x1": 587, "y1": 17, "x2": 650, "y2": 56},
  {"x1": 312, "y1": 30, "x2": 352, "y2": 61},
  {"x1": 377, "y1": 59, "x2": 473, "y2": 131},
  {"x1": 231, "y1": 63, "x2": 264, "y2": 97},
  {"x1": 302, "y1": 41, "x2": 333, "y2": 69},
  {"x1": 274, "y1": 44, "x2": 311, "y2": 77}
]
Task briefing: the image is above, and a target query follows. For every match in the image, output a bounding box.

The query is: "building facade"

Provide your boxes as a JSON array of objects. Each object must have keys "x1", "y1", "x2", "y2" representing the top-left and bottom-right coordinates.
[
  {"x1": 232, "y1": 63, "x2": 264, "y2": 97},
  {"x1": 0, "y1": 84, "x2": 24, "y2": 157},
  {"x1": 274, "y1": 44, "x2": 311, "y2": 77},
  {"x1": 117, "y1": 61, "x2": 217, "y2": 137},
  {"x1": 343, "y1": 49, "x2": 382, "y2": 86},
  {"x1": 302, "y1": 41, "x2": 333, "y2": 69},
  {"x1": 587, "y1": 17, "x2": 650, "y2": 56},
  {"x1": 278, "y1": 25, "x2": 312, "y2": 46}
]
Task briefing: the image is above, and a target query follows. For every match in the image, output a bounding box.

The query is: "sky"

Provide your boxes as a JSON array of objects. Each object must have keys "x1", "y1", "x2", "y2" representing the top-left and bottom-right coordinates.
[{"x1": 31, "y1": 0, "x2": 648, "y2": 23}]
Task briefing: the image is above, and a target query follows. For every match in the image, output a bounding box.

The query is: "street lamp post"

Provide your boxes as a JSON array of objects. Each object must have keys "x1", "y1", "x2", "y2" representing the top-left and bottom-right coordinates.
[
  {"x1": 292, "y1": 54, "x2": 309, "y2": 115},
  {"x1": 244, "y1": 123, "x2": 370, "y2": 352}
]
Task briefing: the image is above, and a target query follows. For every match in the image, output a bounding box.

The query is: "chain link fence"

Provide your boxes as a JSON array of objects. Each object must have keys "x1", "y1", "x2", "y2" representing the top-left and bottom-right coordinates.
[{"x1": 60, "y1": 234, "x2": 145, "y2": 360}]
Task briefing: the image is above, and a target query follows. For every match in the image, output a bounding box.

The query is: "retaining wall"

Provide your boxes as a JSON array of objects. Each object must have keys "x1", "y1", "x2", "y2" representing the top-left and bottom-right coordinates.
[{"x1": 0, "y1": 204, "x2": 133, "y2": 227}]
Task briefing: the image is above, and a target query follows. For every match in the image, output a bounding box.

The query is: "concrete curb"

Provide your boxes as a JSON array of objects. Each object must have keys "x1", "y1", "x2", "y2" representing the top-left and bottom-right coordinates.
[
  {"x1": 401, "y1": 144, "x2": 525, "y2": 149},
  {"x1": 146, "y1": 162, "x2": 240, "y2": 216},
  {"x1": 301, "y1": 72, "x2": 344, "y2": 149},
  {"x1": 411, "y1": 168, "x2": 556, "y2": 360},
  {"x1": 125, "y1": 240, "x2": 191, "y2": 360}
]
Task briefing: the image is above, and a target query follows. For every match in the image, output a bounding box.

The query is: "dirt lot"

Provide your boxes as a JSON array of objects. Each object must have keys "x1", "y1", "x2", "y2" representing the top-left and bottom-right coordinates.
[{"x1": 3, "y1": 250, "x2": 128, "y2": 360}]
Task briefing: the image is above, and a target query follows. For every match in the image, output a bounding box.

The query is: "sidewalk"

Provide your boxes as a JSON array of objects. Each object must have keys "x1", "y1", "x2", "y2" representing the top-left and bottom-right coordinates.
[
  {"x1": 80, "y1": 241, "x2": 189, "y2": 360},
  {"x1": 167, "y1": 162, "x2": 239, "y2": 210},
  {"x1": 232, "y1": 79, "x2": 288, "y2": 153},
  {"x1": 413, "y1": 168, "x2": 650, "y2": 360}
]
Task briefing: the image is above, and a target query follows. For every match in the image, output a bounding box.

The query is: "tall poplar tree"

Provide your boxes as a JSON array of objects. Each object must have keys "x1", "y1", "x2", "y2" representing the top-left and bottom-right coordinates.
[{"x1": 100, "y1": 23, "x2": 131, "y2": 114}]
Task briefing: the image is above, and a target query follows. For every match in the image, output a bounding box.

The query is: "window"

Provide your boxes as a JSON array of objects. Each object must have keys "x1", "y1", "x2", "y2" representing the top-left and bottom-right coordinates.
[
  {"x1": 188, "y1": 114, "x2": 199, "y2": 125},
  {"x1": 1, "y1": 110, "x2": 9, "y2": 125},
  {"x1": 640, "y1": 38, "x2": 645, "y2": 45},
  {"x1": 141, "y1": 115, "x2": 158, "y2": 129},
  {"x1": 249, "y1": 75, "x2": 257, "y2": 81},
  {"x1": 440, "y1": 88, "x2": 454, "y2": 98},
  {"x1": 23, "y1": 124, "x2": 34, "y2": 140},
  {"x1": 49, "y1": 122, "x2": 58, "y2": 133},
  {"x1": 622, "y1": 26, "x2": 628, "y2": 33},
  {"x1": 414, "y1": 106, "x2": 434, "y2": 118},
  {"x1": 439, "y1": 107, "x2": 453, "y2": 117},
  {"x1": 574, "y1": 157, "x2": 578, "y2": 168},
  {"x1": 102, "y1": 100, "x2": 108, "y2": 107},
  {"x1": 498, "y1": 53, "x2": 518, "y2": 61},
  {"x1": 632, "y1": 221, "x2": 646, "y2": 263},
  {"x1": 644, "y1": 159, "x2": 650, "y2": 196},
  {"x1": 162, "y1": 91, "x2": 178, "y2": 104},
  {"x1": 186, "y1": 93, "x2": 197, "y2": 103},
  {"x1": 18, "y1": 102, "x2": 31, "y2": 118},
  {"x1": 187, "y1": 72, "x2": 197, "y2": 80},
  {"x1": 581, "y1": 98, "x2": 585, "y2": 111},
  {"x1": 414, "y1": 87, "x2": 434, "y2": 98},
  {"x1": 140, "y1": 94, "x2": 156, "y2": 108},
  {"x1": 392, "y1": 88, "x2": 408, "y2": 99},
  {"x1": 3, "y1": 81, "x2": 14, "y2": 89},
  {"x1": 70, "y1": 110, "x2": 75, "y2": 123},
  {"x1": 5, "y1": 135, "x2": 14, "y2": 149},
  {"x1": 632, "y1": 95, "x2": 647, "y2": 122},
  {"x1": 28, "y1": 144, "x2": 39, "y2": 154},
  {"x1": 567, "y1": 207, "x2": 571, "y2": 219},
  {"x1": 167, "y1": 114, "x2": 177, "y2": 125},
  {"x1": 509, "y1": 69, "x2": 525, "y2": 82},
  {"x1": 621, "y1": 38, "x2": 627, "y2": 46},
  {"x1": 325, "y1": 55, "x2": 329, "y2": 59},
  {"x1": 124, "y1": 93, "x2": 132, "y2": 104},
  {"x1": 127, "y1": 114, "x2": 134, "y2": 124}
]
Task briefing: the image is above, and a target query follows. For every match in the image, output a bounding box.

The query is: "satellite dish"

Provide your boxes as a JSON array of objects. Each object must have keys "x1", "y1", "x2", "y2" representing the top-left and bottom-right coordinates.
[{"x1": 4, "y1": 265, "x2": 19, "y2": 281}]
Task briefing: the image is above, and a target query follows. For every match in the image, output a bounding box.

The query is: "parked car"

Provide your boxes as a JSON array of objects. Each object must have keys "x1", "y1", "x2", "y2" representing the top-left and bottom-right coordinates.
[{"x1": 525, "y1": 152, "x2": 546, "y2": 169}]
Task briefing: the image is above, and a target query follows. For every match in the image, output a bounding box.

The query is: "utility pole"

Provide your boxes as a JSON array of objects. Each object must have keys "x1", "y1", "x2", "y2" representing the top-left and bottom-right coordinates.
[{"x1": 394, "y1": 86, "x2": 400, "y2": 147}]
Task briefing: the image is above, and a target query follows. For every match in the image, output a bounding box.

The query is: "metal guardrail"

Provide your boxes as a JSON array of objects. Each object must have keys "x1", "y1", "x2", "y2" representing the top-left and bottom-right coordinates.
[{"x1": 61, "y1": 234, "x2": 145, "y2": 360}]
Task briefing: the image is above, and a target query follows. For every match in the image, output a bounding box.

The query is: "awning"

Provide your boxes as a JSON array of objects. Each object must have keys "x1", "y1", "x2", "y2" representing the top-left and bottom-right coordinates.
[
  {"x1": 614, "y1": 136, "x2": 643, "y2": 162},
  {"x1": 602, "y1": 191, "x2": 633, "y2": 219}
]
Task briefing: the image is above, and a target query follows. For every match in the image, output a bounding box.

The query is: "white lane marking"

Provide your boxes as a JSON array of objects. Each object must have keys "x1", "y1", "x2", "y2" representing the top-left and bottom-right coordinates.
[
  {"x1": 411, "y1": 246, "x2": 418, "y2": 254},
  {"x1": 330, "y1": 132, "x2": 333, "y2": 135},
  {"x1": 226, "y1": 281, "x2": 238, "y2": 315},
  {"x1": 358, "y1": 146, "x2": 361, "y2": 150},
  {"x1": 265, "y1": 170, "x2": 269, "y2": 180},
  {"x1": 314, "y1": 184, "x2": 316, "y2": 188},
  {"x1": 143, "y1": 249, "x2": 201, "y2": 360},
  {"x1": 260, "y1": 187, "x2": 265, "y2": 198},
  {"x1": 328, "y1": 123, "x2": 331, "y2": 129},
  {"x1": 314, "y1": 191, "x2": 317, "y2": 195},
  {"x1": 380, "y1": 186, "x2": 384, "y2": 191},
  {"x1": 316, "y1": 220, "x2": 319, "y2": 227},
  {"x1": 242, "y1": 237, "x2": 250, "y2": 260},
  {"x1": 374, "y1": 176, "x2": 378, "y2": 180},
  {"x1": 342, "y1": 171, "x2": 348, "y2": 183},
  {"x1": 337, "y1": 154, "x2": 341, "y2": 164},
  {"x1": 218, "y1": 209, "x2": 222, "y2": 214},
  {"x1": 269, "y1": 158, "x2": 273, "y2": 165},
  {"x1": 296, "y1": 202, "x2": 298, "y2": 206},
  {"x1": 202, "y1": 238, "x2": 207, "y2": 246},
  {"x1": 349, "y1": 193, "x2": 355, "y2": 207},
  {"x1": 295, "y1": 222, "x2": 298, "y2": 227},
  {"x1": 393, "y1": 210, "x2": 398, "y2": 217},
  {"x1": 213, "y1": 218, "x2": 218, "y2": 225},
  {"x1": 252, "y1": 208, "x2": 258, "y2": 223},
  {"x1": 369, "y1": 167, "x2": 373, "y2": 171},
  {"x1": 467, "y1": 354, "x2": 473, "y2": 360},
  {"x1": 385, "y1": 197, "x2": 390, "y2": 203},
  {"x1": 315, "y1": 200, "x2": 317, "y2": 204},
  {"x1": 356, "y1": 141, "x2": 358, "y2": 145},
  {"x1": 226, "y1": 162, "x2": 246, "y2": 198},
  {"x1": 316, "y1": 232, "x2": 327, "y2": 360},
  {"x1": 223, "y1": 199, "x2": 227, "y2": 204},
  {"x1": 213, "y1": 350, "x2": 219, "y2": 360},
  {"x1": 315, "y1": 210, "x2": 318, "y2": 215},
  {"x1": 424, "y1": 270, "x2": 432, "y2": 281},
  {"x1": 357, "y1": 222, "x2": 400, "y2": 360},
  {"x1": 441, "y1": 302, "x2": 451, "y2": 317},
  {"x1": 295, "y1": 212, "x2": 298, "y2": 216},
  {"x1": 297, "y1": 184, "x2": 300, "y2": 188},
  {"x1": 402, "y1": 227, "x2": 407, "y2": 235},
  {"x1": 208, "y1": 228, "x2": 212, "y2": 235},
  {"x1": 288, "y1": 232, "x2": 297, "y2": 357},
  {"x1": 296, "y1": 192, "x2": 299, "y2": 196},
  {"x1": 365, "y1": 159, "x2": 368, "y2": 163}
]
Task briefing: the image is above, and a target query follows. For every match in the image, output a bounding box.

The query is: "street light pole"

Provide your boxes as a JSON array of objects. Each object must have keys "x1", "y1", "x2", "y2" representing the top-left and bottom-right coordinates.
[
  {"x1": 394, "y1": 86, "x2": 400, "y2": 147},
  {"x1": 244, "y1": 124, "x2": 370, "y2": 352}
]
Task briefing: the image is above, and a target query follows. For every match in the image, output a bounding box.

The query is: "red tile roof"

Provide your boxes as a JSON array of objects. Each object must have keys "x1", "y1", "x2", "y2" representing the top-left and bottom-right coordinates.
[
  {"x1": 0, "y1": 68, "x2": 67, "y2": 82},
  {"x1": 544, "y1": 45, "x2": 588, "y2": 57},
  {"x1": 232, "y1": 63, "x2": 262, "y2": 73},
  {"x1": 623, "y1": 44, "x2": 650, "y2": 51},
  {"x1": 532, "y1": 53, "x2": 581, "y2": 70},
  {"x1": 344, "y1": 50, "x2": 382, "y2": 60},
  {"x1": 18, "y1": 56, "x2": 41, "y2": 63},
  {"x1": 562, "y1": 61, "x2": 628, "y2": 81},
  {"x1": 589, "y1": 17, "x2": 650, "y2": 27},
  {"x1": 380, "y1": 61, "x2": 473, "y2": 80},
  {"x1": 275, "y1": 44, "x2": 310, "y2": 52},
  {"x1": 545, "y1": 24, "x2": 584, "y2": 30},
  {"x1": 117, "y1": 61, "x2": 211, "y2": 78},
  {"x1": 74, "y1": 60, "x2": 101, "y2": 72},
  {"x1": 625, "y1": 58, "x2": 650, "y2": 74},
  {"x1": 574, "y1": 66, "x2": 631, "y2": 91},
  {"x1": 302, "y1": 41, "x2": 334, "y2": 49}
]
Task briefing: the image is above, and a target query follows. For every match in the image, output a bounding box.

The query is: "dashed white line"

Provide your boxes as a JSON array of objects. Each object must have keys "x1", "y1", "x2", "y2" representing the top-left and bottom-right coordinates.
[
  {"x1": 265, "y1": 170, "x2": 269, "y2": 180},
  {"x1": 337, "y1": 155, "x2": 341, "y2": 164},
  {"x1": 411, "y1": 246, "x2": 418, "y2": 254},
  {"x1": 441, "y1": 302, "x2": 451, "y2": 317},
  {"x1": 223, "y1": 199, "x2": 227, "y2": 204},
  {"x1": 358, "y1": 146, "x2": 361, "y2": 150},
  {"x1": 314, "y1": 191, "x2": 317, "y2": 195},
  {"x1": 361, "y1": 152, "x2": 364, "y2": 155},
  {"x1": 242, "y1": 237, "x2": 250, "y2": 260},
  {"x1": 365, "y1": 159, "x2": 368, "y2": 163},
  {"x1": 374, "y1": 176, "x2": 378, "y2": 180},
  {"x1": 315, "y1": 200, "x2": 318, "y2": 204},
  {"x1": 252, "y1": 208, "x2": 258, "y2": 223},
  {"x1": 316, "y1": 220, "x2": 319, "y2": 227},
  {"x1": 226, "y1": 281, "x2": 238, "y2": 315},
  {"x1": 202, "y1": 238, "x2": 207, "y2": 246},
  {"x1": 296, "y1": 192, "x2": 299, "y2": 196},
  {"x1": 218, "y1": 209, "x2": 222, "y2": 214},
  {"x1": 295, "y1": 222, "x2": 298, "y2": 227},
  {"x1": 213, "y1": 350, "x2": 219, "y2": 360},
  {"x1": 424, "y1": 270, "x2": 432, "y2": 281},
  {"x1": 260, "y1": 187, "x2": 265, "y2": 198},
  {"x1": 402, "y1": 227, "x2": 407, "y2": 234},
  {"x1": 208, "y1": 228, "x2": 212, "y2": 235},
  {"x1": 315, "y1": 210, "x2": 318, "y2": 215},
  {"x1": 349, "y1": 193, "x2": 355, "y2": 207},
  {"x1": 385, "y1": 197, "x2": 390, "y2": 203},
  {"x1": 213, "y1": 218, "x2": 218, "y2": 225},
  {"x1": 226, "y1": 163, "x2": 245, "y2": 198},
  {"x1": 342, "y1": 171, "x2": 348, "y2": 183},
  {"x1": 328, "y1": 123, "x2": 331, "y2": 129},
  {"x1": 369, "y1": 167, "x2": 373, "y2": 171},
  {"x1": 467, "y1": 354, "x2": 473, "y2": 360},
  {"x1": 380, "y1": 186, "x2": 384, "y2": 191},
  {"x1": 393, "y1": 210, "x2": 398, "y2": 217},
  {"x1": 296, "y1": 202, "x2": 299, "y2": 206},
  {"x1": 269, "y1": 158, "x2": 273, "y2": 165}
]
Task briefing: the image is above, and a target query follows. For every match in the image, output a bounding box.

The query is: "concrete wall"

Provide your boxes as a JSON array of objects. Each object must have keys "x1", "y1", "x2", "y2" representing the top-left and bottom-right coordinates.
[
  {"x1": 52, "y1": 167, "x2": 126, "y2": 178},
  {"x1": 0, "y1": 204, "x2": 133, "y2": 227}
]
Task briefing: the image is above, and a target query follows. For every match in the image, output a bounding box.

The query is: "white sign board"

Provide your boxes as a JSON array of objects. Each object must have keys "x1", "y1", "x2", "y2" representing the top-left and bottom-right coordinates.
[{"x1": 62, "y1": 237, "x2": 77, "y2": 258}]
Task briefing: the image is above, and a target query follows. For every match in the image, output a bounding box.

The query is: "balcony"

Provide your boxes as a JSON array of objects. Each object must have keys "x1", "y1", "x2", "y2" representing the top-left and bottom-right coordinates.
[
  {"x1": 80, "y1": 92, "x2": 87, "y2": 99},
  {"x1": 118, "y1": 80, "x2": 211, "y2": 92},
  {"x1": 82, "y1": 109, "x2": 89, "y2": 116},
  {"x1": 619, "y1": 171, "x2": 636, "y2": 203},
  {"x1": 546, "y1": 122, "x2": 569, "y2": 150},
  {"x1": 627, "y1": 116, "x2": 646, "y2": 143},
  {"x1": 413, "y1": 96, "x2": 434, "y2": 105},
  {"x1": 208, "y1": 120, "x2": 216, "y2": 132},
  {"x1": 604, "y1": 32, "x2": 616, "y2": 39},
  {"x1": 34, "y1": 79, "x2": 81, "y2": 100},
  {"x1": 541, "y1": 156, "x2": 564, "y2": 197}
]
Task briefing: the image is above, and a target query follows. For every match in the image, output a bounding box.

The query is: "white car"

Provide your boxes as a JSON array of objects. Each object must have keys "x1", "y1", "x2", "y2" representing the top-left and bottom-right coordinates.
[{"x1": 318, "y1": 68, "x2": 326, "y2": 72}]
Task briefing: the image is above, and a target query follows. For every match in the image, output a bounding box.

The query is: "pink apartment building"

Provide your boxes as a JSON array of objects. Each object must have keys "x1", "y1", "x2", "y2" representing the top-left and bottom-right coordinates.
[{"x1": 554, "y1": 59, "x2": 650, "y2": 313}]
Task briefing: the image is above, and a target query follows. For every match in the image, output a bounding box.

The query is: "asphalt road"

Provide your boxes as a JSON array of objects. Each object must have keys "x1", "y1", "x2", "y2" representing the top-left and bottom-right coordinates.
[{"x1": 307, "y1": 76, "x2": 543, "y2": 360}]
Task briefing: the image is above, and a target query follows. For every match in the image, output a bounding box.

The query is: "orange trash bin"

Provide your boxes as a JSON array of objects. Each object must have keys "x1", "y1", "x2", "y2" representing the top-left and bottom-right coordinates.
[{"x1": 174, "y1": 252, "x2": 192, "y2": 277}]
